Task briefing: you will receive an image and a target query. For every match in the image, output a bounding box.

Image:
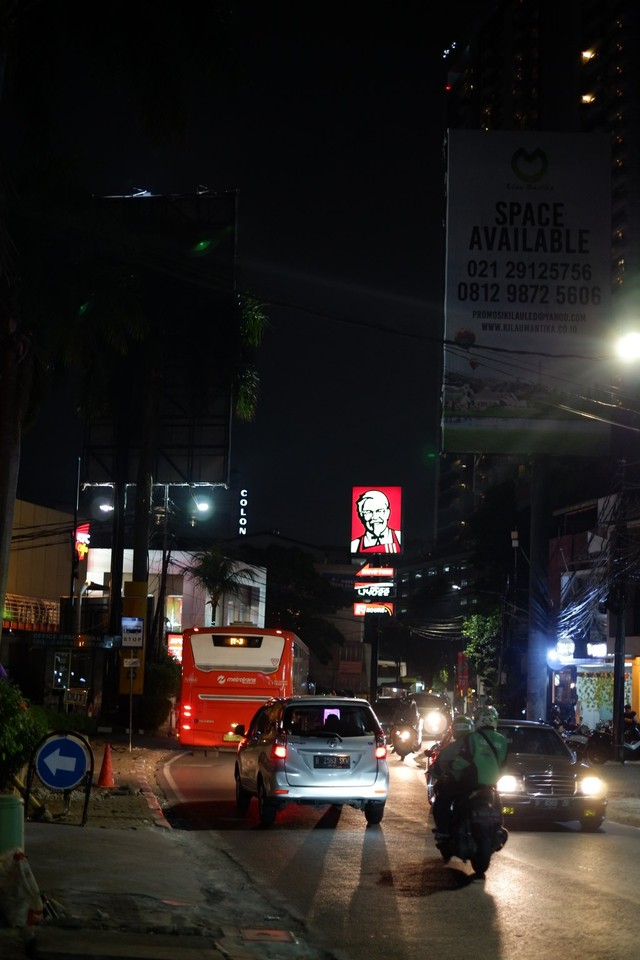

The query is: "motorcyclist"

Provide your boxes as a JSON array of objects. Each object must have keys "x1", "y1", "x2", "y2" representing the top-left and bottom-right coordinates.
[
  {"x1": 392, "y1": 696, "x2": 420, "y2": 730},
  {"x1": 431, "y1": 708, "x2": 507, "y2": 843},
  {"x1": 390, "y1": 696, "x2": 422, "y2": 751}
]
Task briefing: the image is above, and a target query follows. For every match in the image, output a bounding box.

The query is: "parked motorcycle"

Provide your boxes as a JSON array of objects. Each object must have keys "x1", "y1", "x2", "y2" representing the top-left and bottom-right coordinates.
[
  {"x1": 585, "y1": 722, "x2": 640, "y2": 765},
  {"x1": 563, "y1": 725, "x2": 592, "y2": 760},
  {"x1": 547, "y1": 705, "x2": 592, "y2": 760},
  {"x1": 389, "y1": 722, "x2": 421, "y2": 760},
  {"x1": 434, "y1": 786, "x2": 508, "y2": 877}
]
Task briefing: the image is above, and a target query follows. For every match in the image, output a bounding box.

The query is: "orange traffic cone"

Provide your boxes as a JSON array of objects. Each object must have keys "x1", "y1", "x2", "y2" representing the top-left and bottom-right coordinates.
[{"x1": 97, "y1": 743, "x2": 115, "y2": 788}]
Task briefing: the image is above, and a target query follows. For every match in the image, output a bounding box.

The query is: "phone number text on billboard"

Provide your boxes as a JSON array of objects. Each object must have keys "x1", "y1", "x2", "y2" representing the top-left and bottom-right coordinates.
[
  {"x1": 467, "y1": 260, "x2": 594, "y2": 281},
  {"x1": 456, "y1": 282, "x2": 601, "y2": 306}
]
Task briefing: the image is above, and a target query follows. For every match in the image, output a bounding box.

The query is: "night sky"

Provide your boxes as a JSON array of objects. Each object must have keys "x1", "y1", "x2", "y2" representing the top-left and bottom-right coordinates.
[{"x1": 17, "y1": 2, "x2": 485, "y2": 550}]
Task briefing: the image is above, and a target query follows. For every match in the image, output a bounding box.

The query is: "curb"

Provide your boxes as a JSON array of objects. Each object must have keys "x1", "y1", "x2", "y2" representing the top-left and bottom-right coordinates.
[{"x1": 132, "y1": 758, "x2": 172, "y2": 829}]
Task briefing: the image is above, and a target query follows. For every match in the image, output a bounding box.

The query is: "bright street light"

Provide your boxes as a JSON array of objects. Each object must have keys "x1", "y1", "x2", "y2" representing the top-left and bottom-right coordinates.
[{"x1": 614, "y1": 331, "x2": 640, "y2": 363}]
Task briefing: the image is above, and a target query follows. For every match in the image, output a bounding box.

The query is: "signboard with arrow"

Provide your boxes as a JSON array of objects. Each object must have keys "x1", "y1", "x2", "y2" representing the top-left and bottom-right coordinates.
[{"x1": 34, "y1": 733, "x2": 92, "y2": 791}]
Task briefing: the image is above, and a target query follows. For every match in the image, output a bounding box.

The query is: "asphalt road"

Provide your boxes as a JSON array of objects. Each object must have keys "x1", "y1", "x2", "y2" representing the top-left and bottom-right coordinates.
[{"x1": 157, "y1": 745, "x2": 640, "y2": 960}]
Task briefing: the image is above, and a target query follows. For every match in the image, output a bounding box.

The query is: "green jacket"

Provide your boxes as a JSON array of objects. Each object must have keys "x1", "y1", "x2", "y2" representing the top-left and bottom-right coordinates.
[{"x1": 435, "y1": 729, "x2": 507, "y2": 787}]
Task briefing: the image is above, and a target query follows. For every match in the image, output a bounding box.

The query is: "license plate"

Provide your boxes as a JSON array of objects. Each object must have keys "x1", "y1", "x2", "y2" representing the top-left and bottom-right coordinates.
[
  {"x1": 223, "y1": 733, "x2": 242, "y2": 742},
  {"x1": 314, "y1": 755, "x2": 350, "y2": 769},
  {"x1": 534, "y1": 798, "x2": 569, "y2": 809}
]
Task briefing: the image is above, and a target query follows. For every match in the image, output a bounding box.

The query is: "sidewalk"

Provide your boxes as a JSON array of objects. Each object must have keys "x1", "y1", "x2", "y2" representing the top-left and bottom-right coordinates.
[
  {"x1": 2, "y1": 735, "x2": 337, "y2": 960},
  {"x1": 2, "y1": 739, "x2": 640, "y2": 959}
]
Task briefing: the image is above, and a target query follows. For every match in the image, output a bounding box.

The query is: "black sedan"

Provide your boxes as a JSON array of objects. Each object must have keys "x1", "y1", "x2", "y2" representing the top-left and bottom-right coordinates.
[
  {"x1": 426, "y1": 719, "x2": 607, "y2": 831},
  {"x1": 495, "y1": 720, "x2": 607, "y2": 831}
]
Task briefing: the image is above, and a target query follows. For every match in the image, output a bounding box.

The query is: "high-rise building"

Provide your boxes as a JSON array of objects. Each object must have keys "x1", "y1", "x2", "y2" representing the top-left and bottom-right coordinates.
[
  {"x1": 430, "y1": 2, "x2": 640, "y2": 720},
  {"x1": 445, "y1": 1, "x2": 640, "y2": 306},
  {"x1": 437, "y1": 1, "x2": 640, "y2": 554}
]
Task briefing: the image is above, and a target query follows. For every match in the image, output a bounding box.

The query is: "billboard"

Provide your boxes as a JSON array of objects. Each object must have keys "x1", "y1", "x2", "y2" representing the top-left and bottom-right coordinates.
[
  {"x1": 443, "y1": 131, "x2": 612, "y2": 456},
  {"x1": 350, "y1": 486, "x2": 402, "y2": 555}
]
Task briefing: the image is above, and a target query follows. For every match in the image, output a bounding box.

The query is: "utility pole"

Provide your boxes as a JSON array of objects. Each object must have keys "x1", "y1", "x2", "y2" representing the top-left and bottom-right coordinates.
[
  {"x1": 527, "y1": 455, "x2": 551, "y2": 720},
  {"x1": 612, "y1": 579, "x2": 626, "y2": 763},
  {"x1": 611, "y1": 468, "x2": 628, "y2": 763}
]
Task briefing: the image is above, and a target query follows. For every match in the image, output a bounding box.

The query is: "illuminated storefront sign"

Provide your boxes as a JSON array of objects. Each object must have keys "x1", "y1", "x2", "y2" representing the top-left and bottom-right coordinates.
[
  {"x1": 353, "y1": 602, "x2": 394, "y2": 616},
  {"x1": 168, "y1": 632, "x2": 183, "y2": 662},
  {"x1": 75, "y1": 523, "x2": 90, "y2": 560},
  {"x1": 350, "y1": 486, "x2": 403, "y2": 556},
  {"x1": 354, "y1": 581, "x2": 395, "y2": 599},
  {"x1": 238, "y1": 488, "x2": 248, "y2": 536}
]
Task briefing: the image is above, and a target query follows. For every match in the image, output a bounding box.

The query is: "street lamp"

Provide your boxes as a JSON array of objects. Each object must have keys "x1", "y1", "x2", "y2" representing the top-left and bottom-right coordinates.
[{"x1": 614, "y1": 331, "x2": 640, "y2": 363}]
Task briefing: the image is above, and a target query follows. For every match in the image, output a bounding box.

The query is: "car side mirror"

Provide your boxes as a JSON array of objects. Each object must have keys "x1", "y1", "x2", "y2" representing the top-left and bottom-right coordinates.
[{"x1": 235, "y1": 724, "x2": 246, "y2": 737}]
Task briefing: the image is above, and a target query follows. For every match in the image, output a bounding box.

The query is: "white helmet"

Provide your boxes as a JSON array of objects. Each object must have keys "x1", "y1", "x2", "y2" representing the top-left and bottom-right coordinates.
[
  {"x1": 474, "y1": 705, "x2": 499, "y2": 731},
  {"x1": 452, "y1": 715, "x2": 474, "y2": 739}
]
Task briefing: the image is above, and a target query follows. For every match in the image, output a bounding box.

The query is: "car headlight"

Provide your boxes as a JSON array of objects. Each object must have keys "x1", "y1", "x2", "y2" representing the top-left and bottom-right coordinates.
[
  {"x1": 423, "y1": 710, "x2": 448, "y2": 736},
  {"x1": 496, "y1": 774, "x2": 524, "y2": 794},
  {"x1": 579, "y1": 775, "x2": 605, "y2": 798}
]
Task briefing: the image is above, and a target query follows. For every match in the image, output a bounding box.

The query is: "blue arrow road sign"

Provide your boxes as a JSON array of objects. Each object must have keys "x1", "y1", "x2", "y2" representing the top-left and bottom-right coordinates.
[{"x1": 35, "y1": 734, "x2": 90, "y2": 791}]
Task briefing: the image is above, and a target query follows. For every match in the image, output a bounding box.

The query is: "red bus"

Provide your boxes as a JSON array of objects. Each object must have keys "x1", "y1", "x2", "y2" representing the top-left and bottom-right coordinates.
[{"x1": 178, "y1": 625, "x2": 311, "y2": 748}]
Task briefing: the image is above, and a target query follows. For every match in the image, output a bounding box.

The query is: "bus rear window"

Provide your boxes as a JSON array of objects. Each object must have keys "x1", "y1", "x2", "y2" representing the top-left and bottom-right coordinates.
[{"x1": 190, "y1": 633, "x2": 285, "y2": 672}]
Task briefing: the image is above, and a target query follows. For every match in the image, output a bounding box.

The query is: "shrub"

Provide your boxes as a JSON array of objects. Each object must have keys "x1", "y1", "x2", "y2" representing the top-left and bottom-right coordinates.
[{"x1": 0, "y1": 682, "x2": 48, "y2": 791}]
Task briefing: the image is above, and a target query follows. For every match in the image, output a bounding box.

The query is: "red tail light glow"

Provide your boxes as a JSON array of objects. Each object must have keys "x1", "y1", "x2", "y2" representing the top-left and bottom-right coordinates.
[{"x1": 272, "y1": 733, "x2": 287, "y2": 760}]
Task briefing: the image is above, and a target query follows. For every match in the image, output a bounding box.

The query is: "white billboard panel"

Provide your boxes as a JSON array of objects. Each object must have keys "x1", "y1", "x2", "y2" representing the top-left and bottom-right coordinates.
[{"x1": 443, "y1": 131, "x2": 611, "y2": 455}]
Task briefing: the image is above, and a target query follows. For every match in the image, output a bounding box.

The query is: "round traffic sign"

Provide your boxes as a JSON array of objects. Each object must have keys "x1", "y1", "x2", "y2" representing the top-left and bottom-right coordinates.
[{"x1": 35, "y1": 733, "x2": 91, "y2": 791}]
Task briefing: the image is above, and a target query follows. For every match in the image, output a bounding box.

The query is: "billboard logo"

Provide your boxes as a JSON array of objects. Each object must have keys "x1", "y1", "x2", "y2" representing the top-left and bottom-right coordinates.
[{"x1": 511, "y1": 147, "x2": 548, "y2": 184}]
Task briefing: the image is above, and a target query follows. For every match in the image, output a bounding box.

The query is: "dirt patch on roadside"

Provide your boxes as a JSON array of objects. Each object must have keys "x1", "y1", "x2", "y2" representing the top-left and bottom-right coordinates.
[{"x1": 26, "y1": 742, "x2": 179, "y2": 829}]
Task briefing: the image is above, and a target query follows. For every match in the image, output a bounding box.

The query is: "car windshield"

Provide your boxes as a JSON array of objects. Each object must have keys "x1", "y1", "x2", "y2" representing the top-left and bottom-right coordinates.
[
  {"x1": 499, "y1": 725, "x2": 572, "y2": 758},
  {"x1": 283, "y1": 704, "x2": 376, "y2": 738},
  {"x1": 374, "y1": 700, "x2": 401, "y2": 719},
  {"x1": 414, "y1": 694, "x2": 448, "y2": 711},
  {"x1": 374, "y1": 699, "x2": 415, "y2": 723}
]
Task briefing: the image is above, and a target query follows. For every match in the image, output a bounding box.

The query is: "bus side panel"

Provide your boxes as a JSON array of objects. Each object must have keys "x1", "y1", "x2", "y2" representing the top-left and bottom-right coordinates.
[{"x1": 291, "y1": 637, "x2": 311, "y2": 696}]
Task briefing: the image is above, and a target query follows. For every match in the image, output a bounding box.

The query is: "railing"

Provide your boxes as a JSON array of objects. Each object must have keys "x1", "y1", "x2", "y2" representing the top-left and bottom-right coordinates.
[{"x1": 2, "y1": 593, "x2": 60, "y2": 630}]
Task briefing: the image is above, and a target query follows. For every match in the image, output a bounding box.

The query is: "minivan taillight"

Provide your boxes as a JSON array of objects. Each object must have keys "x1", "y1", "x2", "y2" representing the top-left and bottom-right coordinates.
[
  {"x1": 375, "y1": 734, "x2": 387, "y2": 760},
  {"x1": 272, "y1": 733, "x2": 287, "y2": 760}
]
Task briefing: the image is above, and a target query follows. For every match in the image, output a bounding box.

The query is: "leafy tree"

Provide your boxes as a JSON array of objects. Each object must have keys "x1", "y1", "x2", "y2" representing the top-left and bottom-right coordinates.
[
  {"x1": 177, "y1": 546, "x2": 257, "y2": 626},
  {"x1": 461, "y1": 609, "x2": 502, "y2": 693},
  {"x1": 137, "y1": 653, "x2": 182, "y2": 732}
]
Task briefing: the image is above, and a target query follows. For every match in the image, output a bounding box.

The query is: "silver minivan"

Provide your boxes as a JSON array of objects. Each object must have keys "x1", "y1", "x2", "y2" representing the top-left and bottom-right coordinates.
[{"x1": 234, "y1": 696, "x2": 389, "y2": 827}]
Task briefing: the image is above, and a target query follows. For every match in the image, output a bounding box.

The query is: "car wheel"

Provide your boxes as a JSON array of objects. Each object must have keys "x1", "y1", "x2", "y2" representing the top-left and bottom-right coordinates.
[
  {"x1": 580, "y1": 817, "x2": 604, "y2": 832},
  {"x1": 235, "y1": 771, "x2": 251, "y2": 815},
  {"x1": 257, "y1": 780, "x2": 277, "y2": 828},
  {"x1": 364, "y1": 800, "x2": 385, "y2": 825}
]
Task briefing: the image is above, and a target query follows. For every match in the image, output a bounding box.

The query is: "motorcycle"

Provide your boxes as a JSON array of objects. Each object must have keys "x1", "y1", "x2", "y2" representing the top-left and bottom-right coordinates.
[
  {"x1": 435, "y1": 786, "x2": 508, "y2": 878},
  {"x1": 584, "y1": 721, "x2": 640, "y2": 765},
  {"x1": 389, "y1": 722, "x2": 421, "y2": 760},
  {"x1": 547, "y1": 705, "x2": 592, "y2": 760},
  {"x1": 562, "y1": 725, "x2": 592, "y2": 760}
]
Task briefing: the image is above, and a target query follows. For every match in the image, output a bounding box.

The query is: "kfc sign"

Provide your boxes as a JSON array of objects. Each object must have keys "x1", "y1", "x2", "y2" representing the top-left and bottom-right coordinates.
[{"x1": 350, "y1": 486, "x2": 403, "y2": 556}]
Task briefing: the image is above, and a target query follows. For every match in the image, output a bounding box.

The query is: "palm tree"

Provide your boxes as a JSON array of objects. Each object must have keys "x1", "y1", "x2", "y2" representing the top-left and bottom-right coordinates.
[{"x1": 177, "y1": 546, "x2": 256, "y2": 627}]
